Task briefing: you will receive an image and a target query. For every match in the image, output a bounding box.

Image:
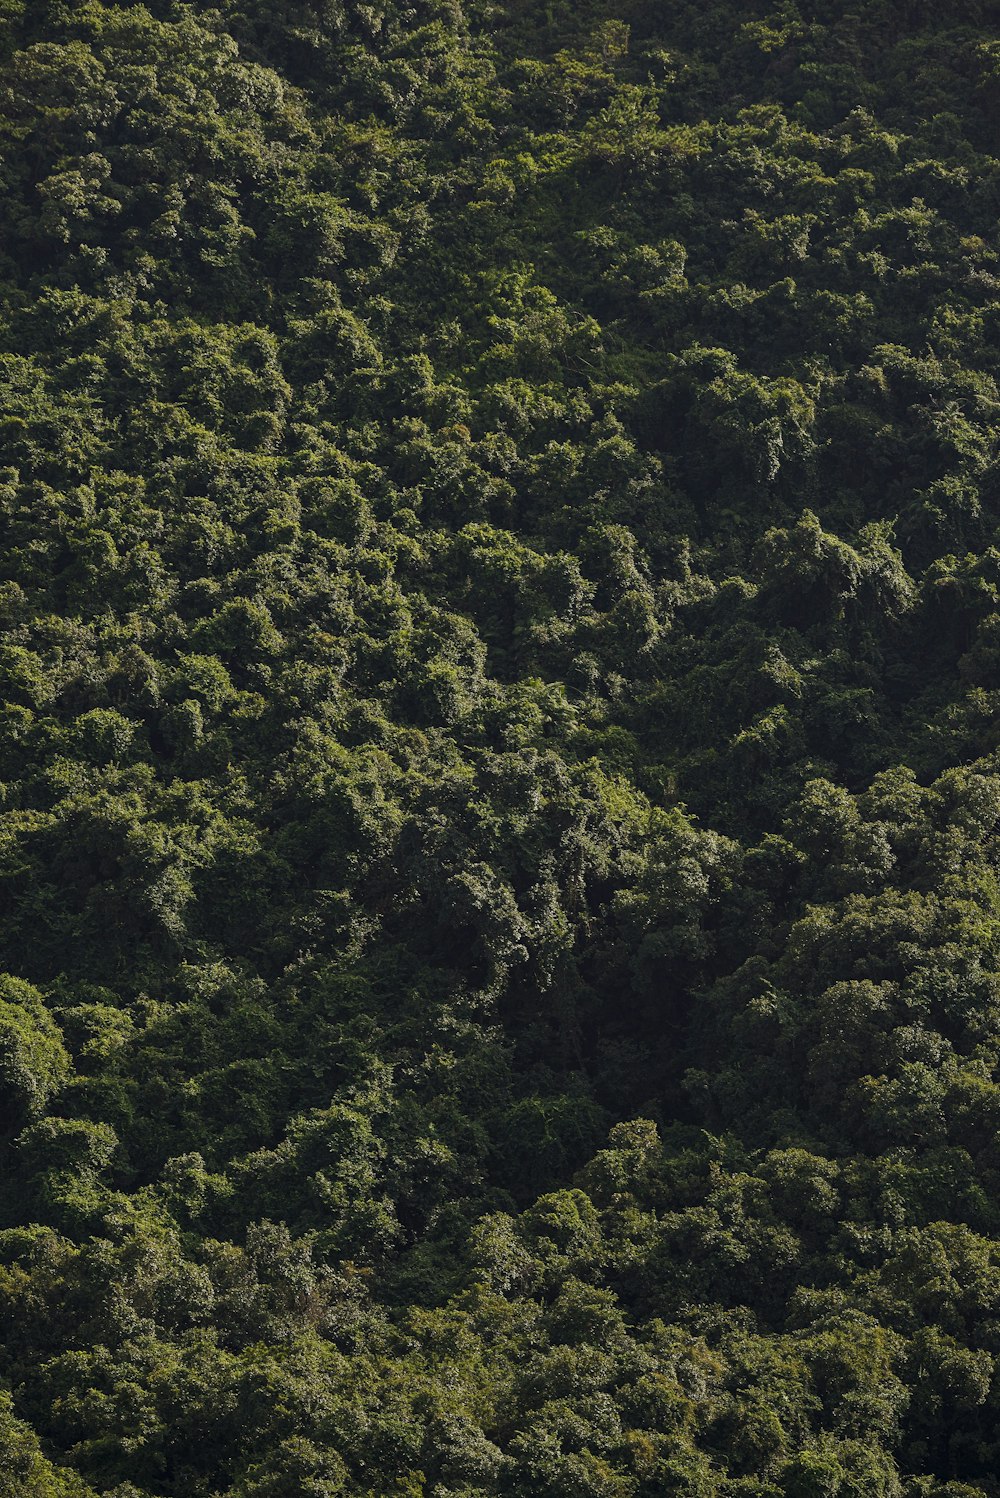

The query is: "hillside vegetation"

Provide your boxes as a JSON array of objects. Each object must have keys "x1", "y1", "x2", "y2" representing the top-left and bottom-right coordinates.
[{"x1": 2, "y1": 0, "x2": 1000, "y2": 1493}]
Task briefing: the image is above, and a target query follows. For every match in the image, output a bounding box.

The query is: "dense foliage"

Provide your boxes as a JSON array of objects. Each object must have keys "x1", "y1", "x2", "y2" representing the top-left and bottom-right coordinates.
[{"x1": 3, "y1": 0, "x2": 1000, "y2": 1491}]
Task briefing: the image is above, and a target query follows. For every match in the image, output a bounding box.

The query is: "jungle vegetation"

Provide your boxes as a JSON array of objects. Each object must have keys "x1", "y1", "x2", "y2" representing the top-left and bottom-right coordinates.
[{"x1": 2, "y1": 0, "x2": 1000, "y2": 1493}]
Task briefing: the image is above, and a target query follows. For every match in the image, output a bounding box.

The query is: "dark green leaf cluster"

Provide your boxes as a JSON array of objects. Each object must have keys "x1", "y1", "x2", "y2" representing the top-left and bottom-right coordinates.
[{"x1": 2, "y1": 0, "x2": 1000, "y2": 1493}]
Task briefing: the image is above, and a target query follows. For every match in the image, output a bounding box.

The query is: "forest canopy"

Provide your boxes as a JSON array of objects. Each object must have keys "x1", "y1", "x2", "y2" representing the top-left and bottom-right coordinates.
[{"x1": 2, "y1": 0, "x2": 1000, "y2": 1493}]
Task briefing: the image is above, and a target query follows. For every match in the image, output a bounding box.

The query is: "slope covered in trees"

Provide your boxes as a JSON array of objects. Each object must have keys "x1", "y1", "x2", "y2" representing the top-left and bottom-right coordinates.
[{"x1": 2, "y1": 0, "x2": 1000, "y2": 1492}]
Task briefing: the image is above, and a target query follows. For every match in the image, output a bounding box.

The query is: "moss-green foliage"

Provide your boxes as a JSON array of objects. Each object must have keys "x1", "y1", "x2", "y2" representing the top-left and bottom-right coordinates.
[
  {"x1": 0, "y1": 976, "x2": 71, "y2": 1127},
  {"x1": 1, "y1": 0, "x2": 1000, "y2": 1491},
  {"x1": 0, "y1": 1391, "x2": 97, "y2": 1498}
]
